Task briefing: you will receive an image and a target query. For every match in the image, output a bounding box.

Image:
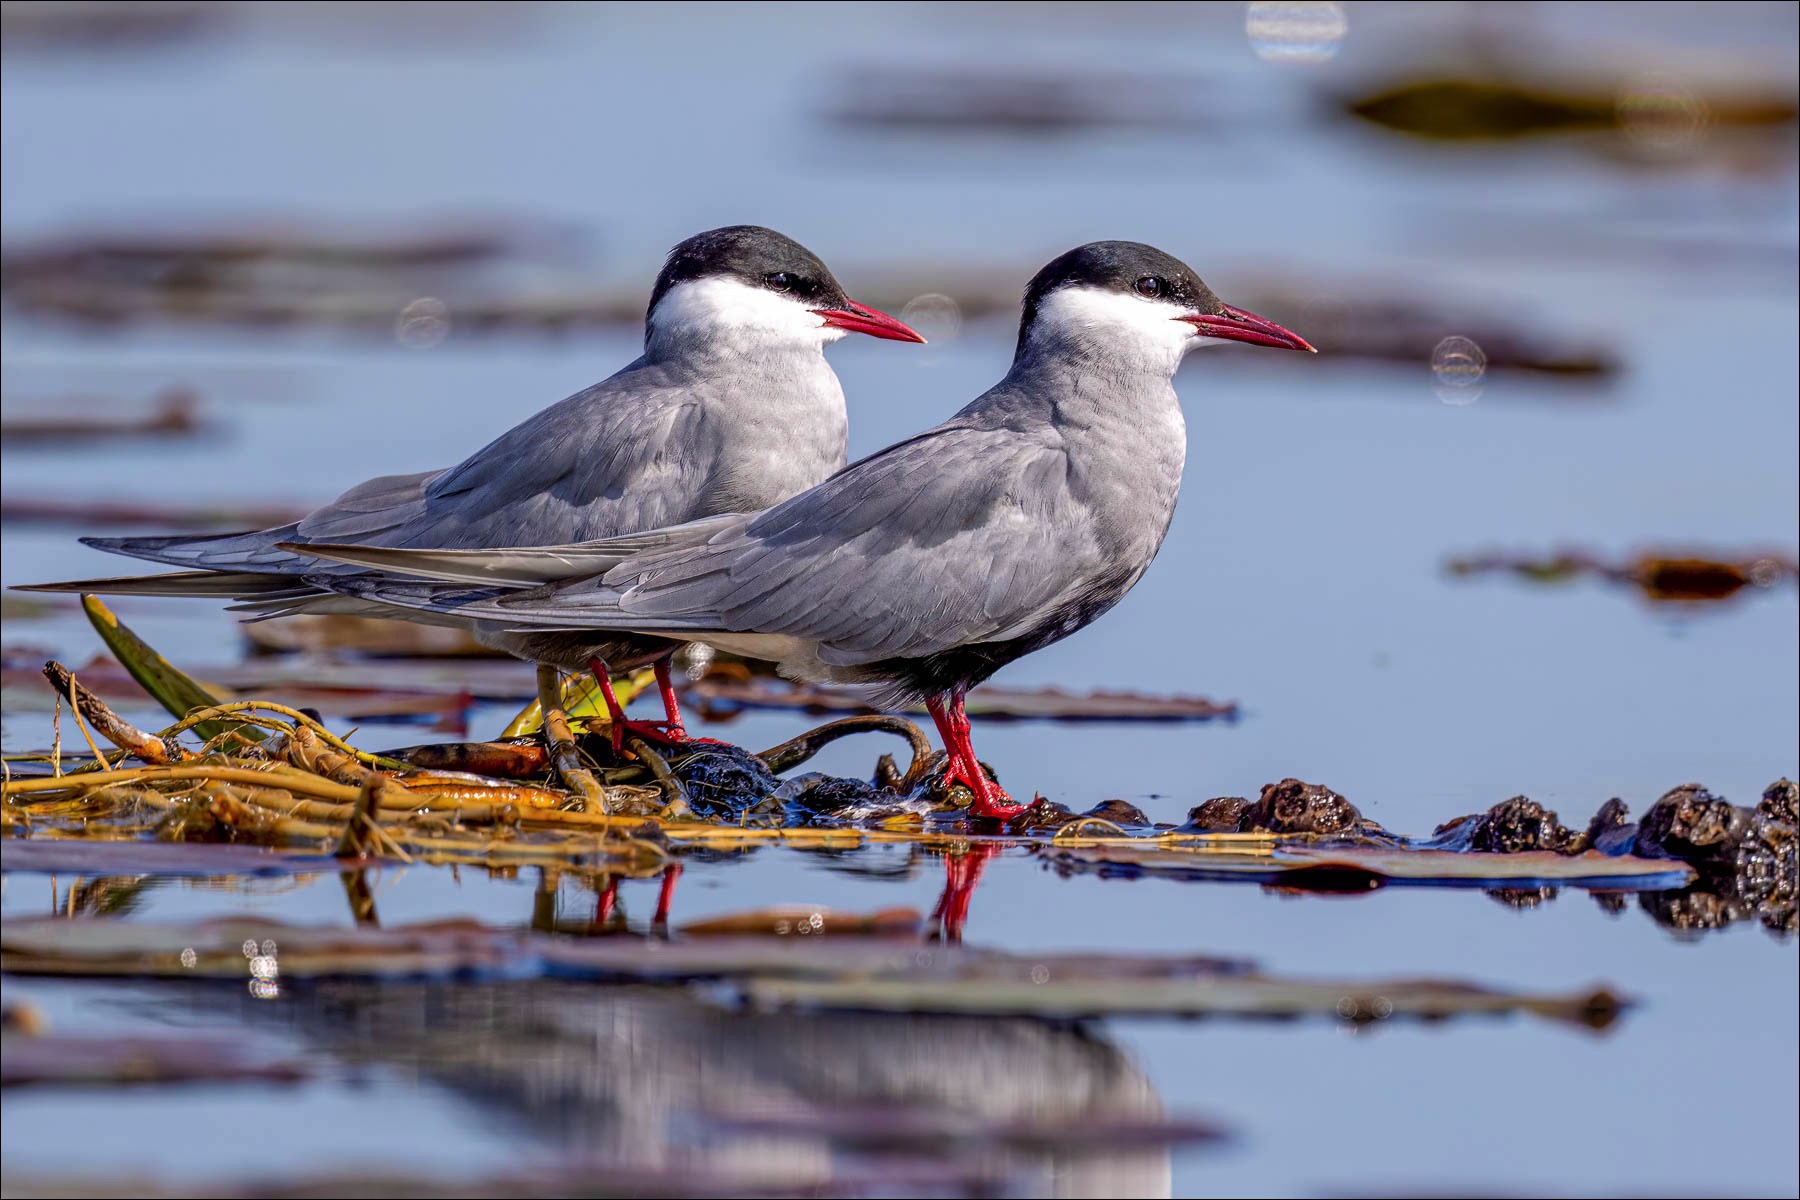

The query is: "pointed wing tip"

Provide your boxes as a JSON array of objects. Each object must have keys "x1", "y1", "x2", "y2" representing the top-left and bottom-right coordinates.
[{"x1": 11, "y1": 580, "x2": 94, "y2": 594}]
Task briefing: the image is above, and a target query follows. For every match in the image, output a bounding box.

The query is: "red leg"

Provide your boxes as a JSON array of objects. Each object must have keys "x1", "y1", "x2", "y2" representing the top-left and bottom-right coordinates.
[
  {"x1": 589, "y1": 656, "x2": 679, "y2": 754},
  {"x1": 926, "y1": 690, "x2": 1026, "y2": 821},
  {"x1": 650, "y1": 658, "x2": 727, "y2": 746},
  {"x1": 588, "y1": 656, "x2": 720, "y2": 752},
  {"x1": 654, "y1": 658, "x2": 688, "y2": 739},
  {"x1": 652, "y1": 862, "x2": 683, "y2": 927}
]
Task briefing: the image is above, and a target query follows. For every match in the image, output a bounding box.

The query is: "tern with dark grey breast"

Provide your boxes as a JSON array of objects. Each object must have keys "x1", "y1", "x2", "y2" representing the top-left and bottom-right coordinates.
[
  {"x1": 18, "y1": 225, "x2": 925, "y2": 745},
  {"x1": 291, "y1": 242, "x2": 1313, "y2": 818}
]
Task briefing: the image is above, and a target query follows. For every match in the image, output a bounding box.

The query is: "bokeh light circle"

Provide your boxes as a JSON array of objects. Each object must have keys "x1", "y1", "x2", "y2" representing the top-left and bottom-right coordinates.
[
  {"x1": 1432, "y1": 335, "x2": 1487, "y2": 405},
  {"x1": 1247, "y1": 1, "x2": 1347, "y2": 65},
  {"x1": 396, "y1": 297, "x2": 452, "y2": 349},
  {"x1": 1617, "y1": 77, "x2": 1708, "y2": 150},
  {"x1": 899, "y1": 293, "x2": 963, "y2": 343}
]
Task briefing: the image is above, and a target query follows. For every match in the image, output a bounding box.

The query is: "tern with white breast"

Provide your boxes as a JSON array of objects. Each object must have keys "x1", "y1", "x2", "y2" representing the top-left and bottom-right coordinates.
[
  {"x1": 293, "y1": 242, "x2": 1312, "y2": 818},
  {"x1": 18, "y1": 225, "x2": 924, "y2": 744}
]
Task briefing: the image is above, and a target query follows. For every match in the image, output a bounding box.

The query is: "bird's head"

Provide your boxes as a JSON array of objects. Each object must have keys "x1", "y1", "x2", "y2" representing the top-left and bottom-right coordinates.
[
  {"x1": 1015, "y1": 241, "x2": 1314, "y2": 370},
  {"x1": 646, "y1": 225, "x2": 924, "y2": 354}
]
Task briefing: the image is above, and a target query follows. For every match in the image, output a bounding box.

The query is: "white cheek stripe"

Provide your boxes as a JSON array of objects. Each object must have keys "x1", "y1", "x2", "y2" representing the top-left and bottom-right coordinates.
[
  {"x1": 1027, "y1": 286, "x2": 1196, "y2": 362},
  {"x1": 649, "y1": 276, "x2": 836, "y2": 348}
]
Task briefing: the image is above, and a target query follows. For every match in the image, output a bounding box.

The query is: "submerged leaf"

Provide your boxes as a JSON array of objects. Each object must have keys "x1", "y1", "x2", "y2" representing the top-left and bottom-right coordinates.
[
  {"x1": 1, "y1": 1034, "x2": 308, "y2": 1088},
  {"x1": 742, "y1": 972, "x2": 1625, "y2": 1031},
  {"x1": 0, "y1": 917, "x2": 1621, "y2": 1029},
  {"x1": 677, "y1": 906, "x2": 923, "y2": 938},
  {"x1": 1045, "y1": 841, "x2": 1697, "y2": 890}
]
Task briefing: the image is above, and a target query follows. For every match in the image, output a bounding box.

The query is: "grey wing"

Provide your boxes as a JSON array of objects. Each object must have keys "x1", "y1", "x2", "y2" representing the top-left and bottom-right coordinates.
[
  {"x1": 76, "y1": 469, "x2": 450, "y2": 574},
  {"x1": 480, "y1": 424, "x2": 1101, "y2": 665},
  {"x1": 283, "y1": 513, "x2": 748, "y2": 587},
  {"x1": 397, "y1": 371, "x2": 714, "y2": 549},
  {"x1": 79, "y1": 361, "x2": 711, "y2": 575}
]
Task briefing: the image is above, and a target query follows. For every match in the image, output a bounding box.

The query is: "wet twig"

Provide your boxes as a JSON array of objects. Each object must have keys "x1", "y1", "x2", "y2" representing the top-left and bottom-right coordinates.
[
  {"x1": 41, "y1": 662, "x2": 190, "y2": 766},
  {"x1": 755, "y1": 715, "x2": 934, "y2": 786},
  {"x1": 628, "y1": 738, "x2": 693, "y2": 820},
  {"x1": 543, "y1": 708, "x2": 606, "y2": 814}
]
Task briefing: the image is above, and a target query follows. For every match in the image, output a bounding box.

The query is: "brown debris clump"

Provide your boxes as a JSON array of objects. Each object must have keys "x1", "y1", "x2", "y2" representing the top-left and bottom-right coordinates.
[
  {"x1": 1636, "y1": 784, "x2": 1752, "y2": 867},
  {"x1": 1244, "y1": 779, "x2": 1364, "y2": 836},
  {"x1": 1180, "y1": 780, "x2": 1368, "y2": 837},
  {"x1": 1451, "y1": 796, "x2": 1584, "y2": 854}
]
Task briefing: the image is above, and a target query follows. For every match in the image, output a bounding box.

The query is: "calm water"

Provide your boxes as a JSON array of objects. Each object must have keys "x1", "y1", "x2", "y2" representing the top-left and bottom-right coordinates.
[{"x1": 3, "y1": 3, "x2": 1796, "y2": 1196}]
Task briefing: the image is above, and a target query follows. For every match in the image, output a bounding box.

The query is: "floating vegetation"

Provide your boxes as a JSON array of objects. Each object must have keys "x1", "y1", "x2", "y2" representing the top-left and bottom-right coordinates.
[
  {"x1": 0, "y1": 497, "x2": 310, "y2": 532},
  {"x1": 1051, "y1": 780, "x2": 1795, "y2": 939},
  {"x1": 687, "y1": 672, "x2": 1239, "y2": 724},
  {"x1": 3, "y1": 636, "x2": 1237, "y2": 732},
  {"x1": 1, "y1": 225, "x2": 1622, "y2": 382},
  {"x1": 1238, "y1": 282, "x2": 1621, "y2": 379},
  {"x1": 238, "y1": 613, "x2": 505, "y2": 658},
  {"x1": 4, "y1": 601, "x2": 1789, "y2": 947},
  {"x1": 1445, "y1": 547, "x2": 1799, "y2": 606},
  {"x1": 1340, "y1": 73, "x2": 1796, "y2": 151},
  {"x1": 0, "y1": 914, "x2": 1623, "y2": 1031},
  {"x1": 0, "y1": 386, "x2": 206, "y2": 446},
  {"x1": 820, "y1": 64, "x2": 1216, "y2": 134},
  {"x1": 0, "y1": 222, "x2": 633, "y2": 338},
  {"x1": 1, "y1": 1031, "x2": 309, "y2": 1090}
]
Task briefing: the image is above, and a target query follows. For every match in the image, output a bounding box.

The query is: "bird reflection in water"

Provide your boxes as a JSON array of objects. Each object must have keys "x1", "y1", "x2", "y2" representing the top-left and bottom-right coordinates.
[
  {"x1": 275, "y1": 977, "x2": 1181, "y2": 1198},
  {"x1": 547, "y1": 848, "x2": 999, "y2": 943}
]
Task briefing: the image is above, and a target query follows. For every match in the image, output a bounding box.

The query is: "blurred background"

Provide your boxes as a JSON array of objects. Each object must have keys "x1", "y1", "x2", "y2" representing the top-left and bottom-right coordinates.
[{"x1": 2, "y1": 3, "x2": 1796, "y2": 1197}]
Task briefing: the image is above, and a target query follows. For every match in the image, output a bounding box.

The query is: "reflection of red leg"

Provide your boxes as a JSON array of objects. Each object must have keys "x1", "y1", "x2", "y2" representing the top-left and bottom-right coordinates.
[
  {"x1": 932, "y1": 844, "x2": 1001, "y2": 942},
  {"x1": 596, "y1": 875, "x2": 618, "y2": 927},
  {"x1": 653, "y1": 862, "x2": 683, "y2": 927},
  {"x1": 926, "y1": 690, "x2": 1026, "y2": 821}
]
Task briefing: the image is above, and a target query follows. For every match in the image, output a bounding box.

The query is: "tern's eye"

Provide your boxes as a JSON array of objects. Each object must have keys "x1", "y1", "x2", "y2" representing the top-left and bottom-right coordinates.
[
  {"x1": 1134, "y1": 276, "x2": 1164, "y2": 298},
  {"x1": 766, "y1": 272, "x2": 796, "y2": 292}
]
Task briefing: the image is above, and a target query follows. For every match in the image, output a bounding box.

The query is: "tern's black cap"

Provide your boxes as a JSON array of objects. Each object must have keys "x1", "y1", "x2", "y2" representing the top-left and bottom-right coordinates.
[
  {"x1": 647, "y1": 226, "x2": 853, "y2": 323},
  {"x1": 1016, "y1": 241, "x2": 1223, "y2": 361}
]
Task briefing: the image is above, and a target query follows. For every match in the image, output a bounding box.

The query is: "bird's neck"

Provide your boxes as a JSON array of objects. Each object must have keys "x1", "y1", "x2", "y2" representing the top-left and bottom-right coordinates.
[
  {"x1": 1009, "y1": 328, "x2": 1187, "y2": 388},
  {"x1": 644, "y1": 326, "x2": 833, "y2": 378},
  {"x1": 1000, "y1": 340, "x2": 1188, "y2": 537},
  {"x1": 1003, "y1": 339, "x2": 1186, "y2": 430}
]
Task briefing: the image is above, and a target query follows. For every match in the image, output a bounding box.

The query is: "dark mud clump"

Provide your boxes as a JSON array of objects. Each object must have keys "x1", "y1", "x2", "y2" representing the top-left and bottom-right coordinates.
[
  {"x1": 783, "y1": 773, "x2": 893, "y2": 820},
  {"x1": 1635, "y1": 784, "x2": 1751, "y2": 868},
  {"x1": 1179, "y1": 780, "x2": 1370, "y2": 837},
  {"x1": 1182, "y1": 796, "x2": 1252, "y2": 833},
  {"x1": 1487, "y1": 886, "x2": 1558, "y2": 910},
  {"x1": 1426, "y1": 782, "x2": 1795, "y2": 937},
  {"x1": 1757, "y1": 778, "x2": 1798, "y2": 825},
  {"x1": 1011, "y1": 798, "x2": 1152, "y2": 835},
  {"x1": 1631, "y1": 780, "x2": 1797, "y2": 938},
  {"x1": 1582, "y1": 798, "x2": 1638, "y2": 855},
  {"x1": 665, "y1": 742, "x2": 784, "y2": 820},
  {"x1": 1737, "y1": 780, "x2": 1797, "y2": 936},
  {"x1": 1437, "y1": 796, "x2": 1584, "y2": 854},
  {"x1": 1244, "y1": 779, "x2": 1364, "y2": 836},
  {"x1": 1081, "y1": 799, "x2": 1154, "y2": 829}
]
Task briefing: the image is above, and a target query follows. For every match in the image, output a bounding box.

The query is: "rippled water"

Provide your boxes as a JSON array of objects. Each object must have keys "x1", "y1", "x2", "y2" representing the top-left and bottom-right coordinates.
[{"x1": 3, "y1": 3, "x2": 1796, "y2": 1196}]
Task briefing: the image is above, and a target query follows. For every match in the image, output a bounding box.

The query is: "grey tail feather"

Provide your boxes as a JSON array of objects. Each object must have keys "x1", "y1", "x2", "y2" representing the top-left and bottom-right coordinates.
[
  {"x1": 277, "y1": 516, "x2": 739, "y2": 587},
  {"x1": 277, "y1": 540, "x2": 623, "y2": 587},
  {"x1": 11, "y1": 571, "x2": 306, "y2": 598},
  {"x1": 80, "y1": 531, "x2": 263, "y2": 565}
]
